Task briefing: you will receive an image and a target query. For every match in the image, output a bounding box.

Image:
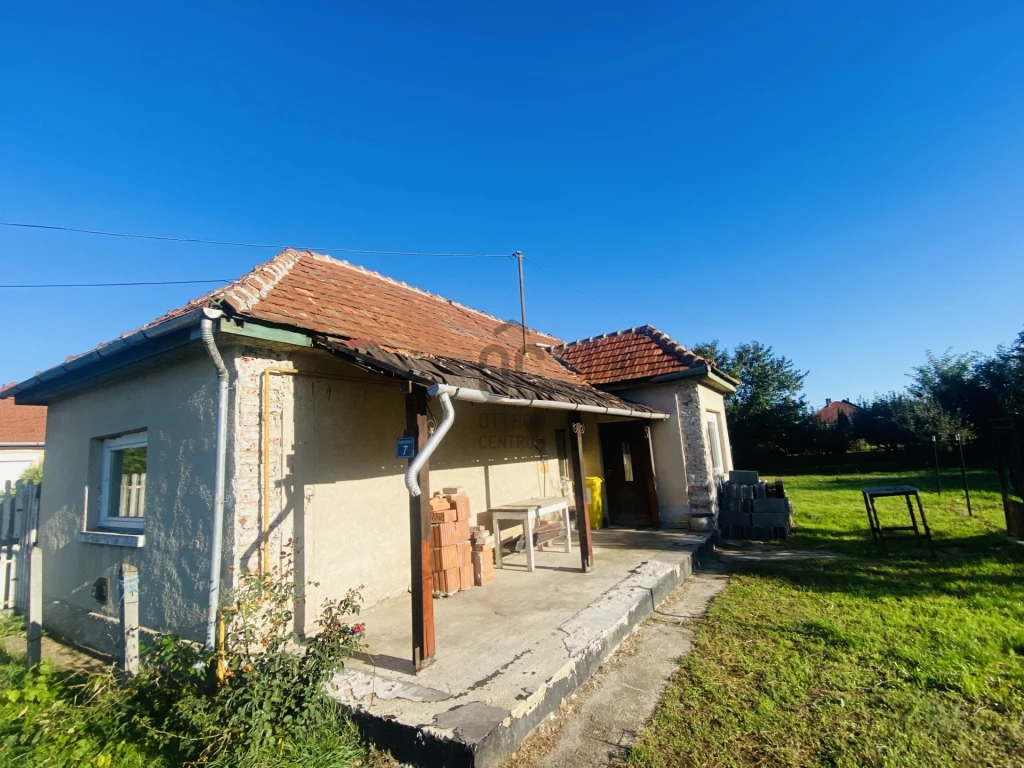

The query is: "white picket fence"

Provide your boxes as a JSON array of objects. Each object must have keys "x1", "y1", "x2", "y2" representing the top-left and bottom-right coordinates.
[{"x1": 1, "y1": 480, "x2": 40, "y2": 612}]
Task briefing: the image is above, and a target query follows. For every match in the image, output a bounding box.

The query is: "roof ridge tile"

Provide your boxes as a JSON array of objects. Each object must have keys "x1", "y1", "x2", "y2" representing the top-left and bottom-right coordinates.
[{"x1": 302, "y1": 250, "x2": 562, "y2": 342}]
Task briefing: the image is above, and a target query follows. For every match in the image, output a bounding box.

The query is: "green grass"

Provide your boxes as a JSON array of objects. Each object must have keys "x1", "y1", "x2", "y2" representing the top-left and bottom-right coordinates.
[{"x1": 628, "y1": 467, "x2": 1024, "y2": 767}]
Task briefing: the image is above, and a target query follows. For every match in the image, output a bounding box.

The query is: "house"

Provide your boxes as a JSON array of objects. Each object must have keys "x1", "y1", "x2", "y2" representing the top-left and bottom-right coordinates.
[
  {"x1": 553, "y1": 326, "x2": 737, "y2": 527},
  {"x1": 0, "y1": 389, "x2": 46, "y2": 486},
  {"x1": 816, "y1": 398, "x2": 859, "y2": 424},
  {"x1": 1, "y1": 248, "x2": 735, "y2": 666}
]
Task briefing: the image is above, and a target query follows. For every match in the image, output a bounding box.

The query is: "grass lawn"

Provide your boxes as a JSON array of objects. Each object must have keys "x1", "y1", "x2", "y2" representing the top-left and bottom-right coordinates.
[{"x1": 628, "y1": 465, "x2": 1024, "y2": 767}]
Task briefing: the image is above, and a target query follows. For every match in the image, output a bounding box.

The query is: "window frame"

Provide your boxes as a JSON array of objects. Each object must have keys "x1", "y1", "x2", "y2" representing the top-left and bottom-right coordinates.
[
  {"x1": 98, "y1": 431, "x2": 148, "y2": 531},
  {"x1": 706, "y1": 412, "x2": 724, "y2": 475}
]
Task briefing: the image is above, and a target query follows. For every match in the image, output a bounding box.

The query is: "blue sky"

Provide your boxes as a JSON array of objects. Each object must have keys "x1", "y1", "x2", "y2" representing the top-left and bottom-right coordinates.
[{"x1": 2, "y1": 2, "x2": 1023, "y2": 407}]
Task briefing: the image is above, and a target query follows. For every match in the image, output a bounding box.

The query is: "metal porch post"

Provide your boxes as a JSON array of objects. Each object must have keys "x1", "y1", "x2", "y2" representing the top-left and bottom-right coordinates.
[
  {"x1": 405, "y1": 384, "x2": 435, "y2": 670},
  {"x1": 569, "y1": 414, "x2": 594, "y2": 572}
]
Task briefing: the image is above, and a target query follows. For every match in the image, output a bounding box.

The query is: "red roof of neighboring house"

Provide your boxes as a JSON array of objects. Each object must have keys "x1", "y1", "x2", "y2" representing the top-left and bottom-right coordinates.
[
  {"x1": 0, "y1": 387, "x2": 46, "y2": 443},
  {"x1": 552, "y1": 326, "x2": 737, "y2": 387},
  {"x1": 816, "y1": 399, "x2": 859, "y2": 423}
]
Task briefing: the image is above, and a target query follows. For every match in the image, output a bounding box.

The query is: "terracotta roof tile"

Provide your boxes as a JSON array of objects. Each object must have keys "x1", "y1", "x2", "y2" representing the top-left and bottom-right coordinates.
[
  {"x1": 552, "y1": 326, "x2": 735, "y2": 386},
  {"x1": 815, "y1": 400, "x2": 859, "y2": 423},
  {"x1": 0, "y1": 386, "x2": 46, "y2": 442},
  {"x1": 210, "y1": 250, "x2": 577, "y2": 383}
]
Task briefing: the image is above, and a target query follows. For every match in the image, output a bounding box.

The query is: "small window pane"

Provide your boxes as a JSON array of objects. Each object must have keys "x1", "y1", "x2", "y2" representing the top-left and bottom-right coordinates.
[
  {"x1": 622, "y1": 441, "x2": 634, "y2": 482},
  {"x1": 706, "y1": 415, "x2": 723, "y2": 474},
  {"x1": 554, "y1": 429, "x2": 569, "y2": 481},
  {"x1": 106, "y1": 444, "x2": 147, "y2": 519}
]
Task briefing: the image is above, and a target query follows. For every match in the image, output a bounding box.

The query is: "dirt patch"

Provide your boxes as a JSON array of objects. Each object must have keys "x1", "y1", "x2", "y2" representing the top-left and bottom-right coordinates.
[{"x1": 3, "y1": 632, "x2": 112, "y2": 675}]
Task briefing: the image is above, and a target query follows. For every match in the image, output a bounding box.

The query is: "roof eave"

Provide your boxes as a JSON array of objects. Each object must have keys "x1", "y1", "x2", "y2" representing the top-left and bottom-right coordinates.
[
  {"x1": 600, "y1": 366, "x2": 739, "y2": 394},
  {"x1": 1, "y1": 308, "x2": 219, "y2": 405}
]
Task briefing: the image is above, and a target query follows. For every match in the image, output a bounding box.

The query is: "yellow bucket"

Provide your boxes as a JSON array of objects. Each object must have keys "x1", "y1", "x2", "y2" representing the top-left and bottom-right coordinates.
[{"x1": 584, "y1": 476, "x2": 604, "y2": 529}]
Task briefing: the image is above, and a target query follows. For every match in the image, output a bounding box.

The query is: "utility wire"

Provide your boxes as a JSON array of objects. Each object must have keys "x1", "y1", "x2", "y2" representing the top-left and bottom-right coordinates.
[
  {"x1": 0, "y1": 220, "x2": 633, "y2": 328},
  {"x1": 0, "y1": 221, "x2": 511, "y2": 258},
  {"x1": 0, "y1": 279, "x2": 230, "y2": 288},
  {"x1": 523, "y1": 256, "x2": 632, "y2": 325}
]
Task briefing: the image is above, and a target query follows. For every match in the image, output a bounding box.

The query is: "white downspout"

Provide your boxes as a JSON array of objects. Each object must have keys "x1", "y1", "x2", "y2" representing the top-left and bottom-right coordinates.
[
  {"x1": 200, "y1": 308, "x2": 228, "y2": 651},
  {"x1": 404, "y1": 391, "x2": 455, "y2": 497}
]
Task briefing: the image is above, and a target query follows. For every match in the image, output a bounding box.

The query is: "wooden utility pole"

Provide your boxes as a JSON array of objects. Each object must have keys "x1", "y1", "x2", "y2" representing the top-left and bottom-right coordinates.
[
  {"x1": 569, "y1": 415, "x2": 594, "y2": 572},
  {"x1": 515, "y1": 251, "x2": 528, "y2": 357},
  {"x1": 405, "y1": 384, "x2": 435, "y2": 670}
]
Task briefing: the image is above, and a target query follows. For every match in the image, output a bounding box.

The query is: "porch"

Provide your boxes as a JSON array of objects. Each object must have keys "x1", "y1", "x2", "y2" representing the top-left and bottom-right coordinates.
[{"x1": 328, "y1": 527, "x2": 714, "y2": 768}]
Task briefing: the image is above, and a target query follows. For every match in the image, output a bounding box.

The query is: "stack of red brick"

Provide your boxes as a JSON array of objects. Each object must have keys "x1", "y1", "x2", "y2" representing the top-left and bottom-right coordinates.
[
  {"x1": 429, "y1": 488, "x2": 475, "y2": 596},
  {"x1": 470, "y1": 526, "x2": 495, "y2": 586}
]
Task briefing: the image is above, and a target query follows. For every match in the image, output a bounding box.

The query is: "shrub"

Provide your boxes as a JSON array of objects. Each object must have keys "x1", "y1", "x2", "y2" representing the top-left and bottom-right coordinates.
[
  {"x1": 118, "y1": 554, "x2": 365, "y2": 764},
  {"x1": 0, "y1": 551, "x2": 365, "y2": 767}
]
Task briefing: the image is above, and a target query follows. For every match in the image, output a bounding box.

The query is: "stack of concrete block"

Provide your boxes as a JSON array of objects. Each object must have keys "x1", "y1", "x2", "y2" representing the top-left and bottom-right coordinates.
[
  {"x1": 717, "y1": 470, "x2": 792, "y2": 540},
  {"x1": 430, "y1": 488, "x2": 474, "y2": 596},
  {"x1": 470, "y1": 526, "x2": 495, "y2": 586}
]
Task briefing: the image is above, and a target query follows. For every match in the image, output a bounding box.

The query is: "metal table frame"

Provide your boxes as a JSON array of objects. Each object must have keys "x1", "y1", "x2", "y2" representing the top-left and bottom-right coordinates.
[
  {"x1": 862, "y1": 485, "x2": 935, "y2": 557},
  {"x1": 490, "y1": 497, "x2": 571, "y2": 573}
]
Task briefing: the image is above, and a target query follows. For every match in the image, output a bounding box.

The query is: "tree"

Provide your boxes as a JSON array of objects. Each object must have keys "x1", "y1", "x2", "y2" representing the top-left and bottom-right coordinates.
[
  {"x1": 694, "y1": 340, "x2": 811, "y2": 466},
  {"x1": 19, "y1": 461, "x2": 43, "y2": 485},
  {"x1": 978, "y1": 329, "x2": 1024, "y2": 418}
]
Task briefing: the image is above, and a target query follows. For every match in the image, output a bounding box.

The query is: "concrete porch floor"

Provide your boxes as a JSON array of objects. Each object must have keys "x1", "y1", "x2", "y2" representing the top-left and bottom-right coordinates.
[{"x1": 329, "y1": 528, "x2": 715, "y2": 767}]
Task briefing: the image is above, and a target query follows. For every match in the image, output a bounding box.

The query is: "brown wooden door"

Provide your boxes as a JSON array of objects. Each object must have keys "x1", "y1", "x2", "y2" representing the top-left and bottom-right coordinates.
[{"x1": 599, "y1": 421, "x2": 658, "y2": 527}]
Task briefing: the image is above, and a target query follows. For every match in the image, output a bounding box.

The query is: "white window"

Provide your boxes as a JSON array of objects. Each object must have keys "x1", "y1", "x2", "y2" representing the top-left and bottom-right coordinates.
[
  {"x1": 99, "y1": 432, "x2": 147, "y2": 530},
  {"x1": 706, "y1": 413, "x2": 724, "y2": 475}
]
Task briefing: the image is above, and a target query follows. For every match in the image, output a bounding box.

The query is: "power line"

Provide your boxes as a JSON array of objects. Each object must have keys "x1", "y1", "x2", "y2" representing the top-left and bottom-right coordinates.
[
  {"x1": 0, "y1": 220, "x2": 633, "y2": 327},
  {"x1": 0, "y1": 221, "x2": 511, "y2": 258},
  {"x1": 0, "y1": 279, "x2": 230, "y2": 289},
  {"x1": 523, "y1": 256, "x2": 632, "y2": 325}
]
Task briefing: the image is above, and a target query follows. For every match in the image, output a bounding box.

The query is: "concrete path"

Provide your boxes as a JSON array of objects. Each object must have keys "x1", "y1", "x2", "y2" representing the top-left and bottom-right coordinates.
[{"x1": 503, "y1": 563, "x2": 730, "y2": 768}]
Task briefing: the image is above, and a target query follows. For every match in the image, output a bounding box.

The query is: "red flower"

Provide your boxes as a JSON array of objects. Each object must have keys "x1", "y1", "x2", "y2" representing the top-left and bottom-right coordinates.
[{"x1": 354, "y1": 624, "x2": 365, "y2": 634}]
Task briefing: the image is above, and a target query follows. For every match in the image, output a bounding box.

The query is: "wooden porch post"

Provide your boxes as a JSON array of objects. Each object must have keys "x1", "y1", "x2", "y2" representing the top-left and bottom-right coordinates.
[
  {"x1": 569, "y1": 414, "x2": 594, "y2": 572},
  {"x1": 405, "y1": 384, "x2": 435, "y2": 670}
]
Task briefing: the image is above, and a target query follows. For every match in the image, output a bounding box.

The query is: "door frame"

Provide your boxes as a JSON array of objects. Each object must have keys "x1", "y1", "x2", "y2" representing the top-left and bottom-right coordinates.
[{"x1": 597, "y1": 420, "x2": 660, "y2": 527}]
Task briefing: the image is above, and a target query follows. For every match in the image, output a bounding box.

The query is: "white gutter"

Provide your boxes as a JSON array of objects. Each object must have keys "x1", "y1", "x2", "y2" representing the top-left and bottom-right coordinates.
[
  {"x1": 427, "y1": 383, "x2": 670, "y2": 420},
  {"x1": 199, "y1": 308, "x2": 229, "y2": 651},
  {"x1": 405, "y1": 391, "x2": 455, "y2": 497}
]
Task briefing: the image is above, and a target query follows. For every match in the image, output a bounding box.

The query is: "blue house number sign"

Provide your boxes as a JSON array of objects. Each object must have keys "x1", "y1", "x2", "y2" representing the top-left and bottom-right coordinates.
[{"x1": 396, "y1": 436, "x2": 416, "y2": 459}]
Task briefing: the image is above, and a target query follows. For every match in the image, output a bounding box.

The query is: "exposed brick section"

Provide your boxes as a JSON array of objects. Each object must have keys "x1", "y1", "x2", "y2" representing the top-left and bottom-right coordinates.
[
  {"x1": 552, "y1": 325, "x2": 737, "y2": 387},
  {"x1": 675, "y1": 380, "x2": 717, "y2": 515},
  {"x1": 228, "y1": 350, "x2": 295, "y2": 578},
  {"x1": 0, "y1": 390, "x2": 46, "y2": 443}
]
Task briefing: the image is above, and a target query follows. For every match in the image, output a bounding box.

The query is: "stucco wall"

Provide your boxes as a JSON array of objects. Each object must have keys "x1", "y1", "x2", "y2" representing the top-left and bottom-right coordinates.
[
  {"x1": 606, "y1": 383, "x2": 690, "y2": 527},
  {"x1": 605, "y1": 378, "x2": 736, "y2": 524},
  {"x1": 231, "y1": 349, "x2": 570, "y2": 633},
  {"x1": 36, "y1": 348, "x2": 220, "y2": 652}
]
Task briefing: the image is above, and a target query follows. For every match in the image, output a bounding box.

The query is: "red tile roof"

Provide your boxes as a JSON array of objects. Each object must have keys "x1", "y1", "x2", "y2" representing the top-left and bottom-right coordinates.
[
  {"x1": 552, "y1": 326, "x2": 736, "y2": 386},
  {"x1": 210, "y1": 249, "x2": 577, "y2": 383},
  {"x1": 0, "y1": 387, "x2": 46, "y2": 443},
  {"x1": 816, "y1": 400, "x2": 859, "y2": 423}
]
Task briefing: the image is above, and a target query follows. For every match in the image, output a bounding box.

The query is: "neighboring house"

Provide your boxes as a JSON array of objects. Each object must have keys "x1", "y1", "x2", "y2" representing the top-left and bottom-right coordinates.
[
  {"x1": 0, "y1": 388, "x2": 46, "y2": 486},
  {"x1": 553, "y1": 326, "x2": 737, "y2": 527},
  {"x1": 816, "y1": 398, "x2": 859, "y2": 424},
  {"x1": 1, "y1": 249, "x2": 736, "y2": 657}
]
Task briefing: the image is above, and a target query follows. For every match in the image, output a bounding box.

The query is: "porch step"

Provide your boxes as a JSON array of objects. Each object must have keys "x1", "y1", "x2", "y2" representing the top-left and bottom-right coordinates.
[{"x1": 331, "y1": 530, "x2": 716, "y2": 767}]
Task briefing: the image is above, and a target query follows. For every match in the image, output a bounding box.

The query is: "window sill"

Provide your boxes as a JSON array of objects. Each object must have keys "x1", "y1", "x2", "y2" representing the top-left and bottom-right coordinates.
[{"x1": 76, "y1": 530, "x2": 145, "y2": 548}]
